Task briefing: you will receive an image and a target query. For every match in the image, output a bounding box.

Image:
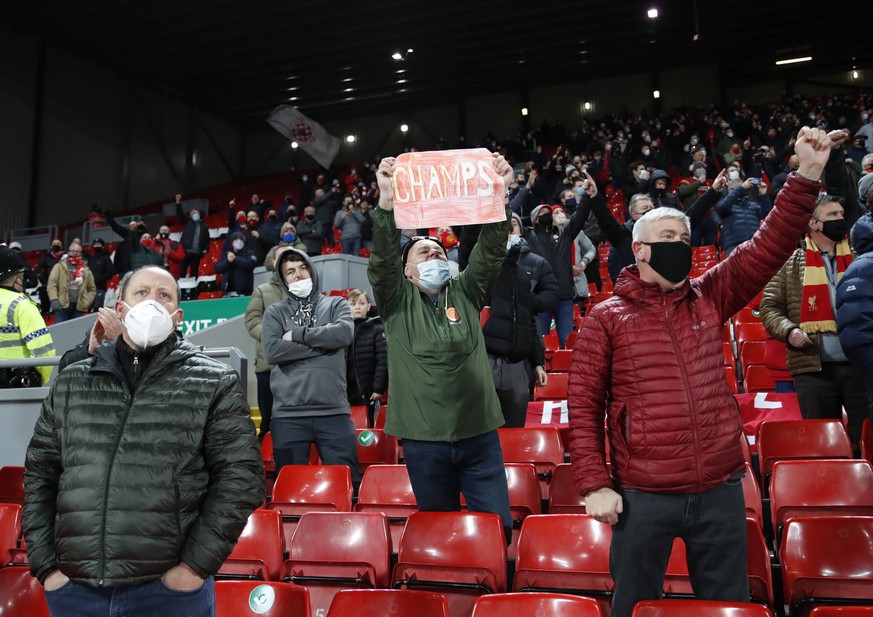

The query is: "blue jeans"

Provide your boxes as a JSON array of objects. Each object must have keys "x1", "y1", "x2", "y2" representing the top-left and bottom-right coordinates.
[
  {"x1": 610, "y1": 478, "x2": 748, "y2": 617},
  {"x1": 537, "y1": 298, "x2": 575, "y2": 347},
  {"x1": 44, "y1": 576, "x2": 215, "y2": 617},
  {"x1": 402, "y1": 431, "x2": 513, "y2": 544},
  {"x1": 341, "y1": 237, "x2": 361, "y2": 256}
]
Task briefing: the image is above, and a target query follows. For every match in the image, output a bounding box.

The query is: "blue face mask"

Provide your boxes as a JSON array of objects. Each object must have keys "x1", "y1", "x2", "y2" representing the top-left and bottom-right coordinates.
[
  {"x1": 283, "y1": 232, "x2": 297, "y2": 243},
  {"x1": 575, "y1": 187, "x2": 585, "y2": 198},
  {"x1": 191, "y1": 213, "x2": 201, "y2": 222},
  {"x1": 415, "y1": 259, "x2": 451, "y2": 291}
]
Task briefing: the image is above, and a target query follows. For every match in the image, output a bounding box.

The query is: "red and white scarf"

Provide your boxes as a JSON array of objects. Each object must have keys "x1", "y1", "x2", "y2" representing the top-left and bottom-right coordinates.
[{"x1": 799, "y1": 236, "x2": 852, "y2": 333}]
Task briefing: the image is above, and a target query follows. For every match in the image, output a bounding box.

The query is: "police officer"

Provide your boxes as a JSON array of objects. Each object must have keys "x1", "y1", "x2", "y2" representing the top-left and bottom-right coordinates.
[{"x1": 0, "y1": 246, "x2": 54, "y2": 387}]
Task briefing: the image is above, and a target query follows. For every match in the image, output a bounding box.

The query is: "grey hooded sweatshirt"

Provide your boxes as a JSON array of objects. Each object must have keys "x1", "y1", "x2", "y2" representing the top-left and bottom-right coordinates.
[{"x1": 261, "y1": 249, "x2": 354, "y2": 418}]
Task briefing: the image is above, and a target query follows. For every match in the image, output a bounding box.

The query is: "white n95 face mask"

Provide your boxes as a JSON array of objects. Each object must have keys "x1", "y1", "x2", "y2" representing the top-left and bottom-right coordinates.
[
  {"x1": 288, "y1": 278, "x2": 313, "y2": 297},
  {"x1": 122, "y1": 300, "x2": 178, "y2": 349}
]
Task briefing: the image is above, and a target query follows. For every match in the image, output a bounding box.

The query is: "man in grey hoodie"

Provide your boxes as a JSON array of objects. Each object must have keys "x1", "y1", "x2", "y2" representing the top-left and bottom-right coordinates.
[{"x1": 261, "y1": 248, "x2": 361, "y2": 487}]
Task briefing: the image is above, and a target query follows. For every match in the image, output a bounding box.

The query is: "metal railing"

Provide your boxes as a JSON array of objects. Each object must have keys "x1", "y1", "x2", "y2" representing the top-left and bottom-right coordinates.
[{"x1": 4, "y1": 225, "x2": 59, "y2": 252}]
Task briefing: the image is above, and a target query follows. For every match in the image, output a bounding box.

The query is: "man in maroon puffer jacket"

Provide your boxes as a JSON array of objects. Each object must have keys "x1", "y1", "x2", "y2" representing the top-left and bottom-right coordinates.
[{"x1": 568, "y1": 126, "x2": 837, "y2": 617}]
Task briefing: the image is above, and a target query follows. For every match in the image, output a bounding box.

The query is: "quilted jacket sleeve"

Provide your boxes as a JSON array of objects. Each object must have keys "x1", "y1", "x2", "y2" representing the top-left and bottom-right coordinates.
[
  {"x1": 179, "y1": 370, "x2": 264, "y2": 577},
  {"x1": 567, "y1": 307, "x2": 613, "y2": 496}
]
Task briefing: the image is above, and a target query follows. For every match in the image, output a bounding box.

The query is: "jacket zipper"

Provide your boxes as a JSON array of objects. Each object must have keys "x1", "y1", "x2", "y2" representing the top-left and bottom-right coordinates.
[
  {"x1": 98, "y1": 392, "x2": 134, "y2": 586},
  {"x1": 662, "y1": 293, "x2": 704, "y2": 489}
]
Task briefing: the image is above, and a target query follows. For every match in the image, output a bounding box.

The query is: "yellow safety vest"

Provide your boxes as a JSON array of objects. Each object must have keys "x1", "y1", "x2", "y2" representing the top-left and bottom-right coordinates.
[{"x1": 0, "y1": 287, "x2": 54, "y2": 384}]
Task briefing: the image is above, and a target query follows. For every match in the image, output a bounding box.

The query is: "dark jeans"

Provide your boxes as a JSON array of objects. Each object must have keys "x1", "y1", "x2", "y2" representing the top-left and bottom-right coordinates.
[
  {"x1": 54, "y1": 307, "x2": 82, "y2": 323},
  {"x1": 341, "y1": 237, "x2": 362, "y2": 256},
  {"x1": 692, "y1": 216, "x2": 719, "y2": 247},
  {"x1": 538, "y1": 298, "x2": 575, "y2": 347},
  {"x1": 794, "y1": 362, "x2": 868, "y2": 448},
  {"x1": 271, "y1": 415, "x2": 362, "y2": 488},
  {"x1": 322, "y1": 223, "x2": 335, "y2": 246},
  {"x1": 402, "y1": 431, "x2": 513, "y2": 544},
  {"x1": 44, "y1": 576, "x2": 215, "y2": 617},
  {"x1": 179, "y1": 253, "x2": 202, "y2": 279},
  {"x1": 610, "y1": 478, "x2": 748, "y2": 617},
  {"x1": 256, "y1": 371, "x2": 273, "y2": 439}
]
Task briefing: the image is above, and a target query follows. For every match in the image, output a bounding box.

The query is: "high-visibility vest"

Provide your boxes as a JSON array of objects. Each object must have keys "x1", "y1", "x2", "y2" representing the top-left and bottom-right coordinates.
[{"x1": 0, "y1": 287, "x2": 54, "y2": 384}]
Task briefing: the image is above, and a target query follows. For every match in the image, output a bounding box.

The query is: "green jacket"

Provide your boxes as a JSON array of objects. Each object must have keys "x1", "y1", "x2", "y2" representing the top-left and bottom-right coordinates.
[
  {"x1": 22, "y1": 334, "x2": 264, "y2": 587},
  {"x1": 367, "y1": 205, "x2": 509, "y2": 441},
  {"x1": 245, "y1": 267, "x2": 289, "y2": 372}
]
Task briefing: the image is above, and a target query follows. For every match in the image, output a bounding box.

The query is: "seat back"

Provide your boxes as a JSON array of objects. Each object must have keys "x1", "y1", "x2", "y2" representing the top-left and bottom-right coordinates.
[
  {"x1": 349, "y1": 405, "x2": 370, "y2": 429},
  {"x1": 503, "y1": 463, "x2": 541, "y2": 559},
  {"x1": 356, "y1": 429, "x2": 399, "y2": 469},
  {"x1": 740, "y1": 340, "x2": 767, "y2": 374},
  {"x1": 267, "y1": 464, "x2": 353, "y2": 546},
  {"x1": 498, "y1": 427, "x2": 565, "y2": 499},
  {"x1": 548, "y1": 463, "x2": 587, "y2": 514},
  {"x1": 514, "y1": 514, "x2": 612, "y2": 612},
  {"x1": 354, "y1": 464, "x2": 417, "y2": 551},
  {"x1": 780, "y1": 516, "x2": 873, "y2": 616},
  {"x1": 862, "y1": 418, "x2": 873, "y2": 464},
  {"x1": 769, "y1": 459, "x2": 873, "y2": 547},
  {"x1": 218, "y1": 509, "x2": 284, "y2": 581},
  {"x1": 534, "y1": 372, "x2": 568, "y2": 401},
  {"x1": 0, "y1": 566, "x2": 49, "y2": 617},
  {"x1": 284, "y1": 511, "x2": 392, "y2": 617},
  {"x1": 472, "y1": 592, "x2": 603, "y2": 617},
  {"x1": 744, "y1": 365, "x2": 776, "y2": 393},
  {"x1": 742, "y1": 463, "x2": 763, "y2": 529},
  {"x1": 214, "y1": 580, "x2": 310, "y2": 617},
  {"x1": 633, "y1": 599, "x2": 773, "y2": 617},
  {"x1": 757, "y1": 420, "x2": 852, "y2": 481},
  {"x1": 735, "y1": 322, "x2": 769, "y2": 354},
  {"x1": 393, "y1": 511, "x2": 507, "y2": 617},
  {"x1": 549, "y1": 350, "x2": 573, "y2": 373},
  {"x1": 809, "y1": 608, "x2": 873, "y2": 617},
  {"x1": 0, "y1": 466, "x2": 25, "y2": 505},
  {"x1": 327, "y1": 589, "x2": 450, "y2": 617},
  {"x1": 0, "y1": 502, "x2": 22, "y2": 564}
]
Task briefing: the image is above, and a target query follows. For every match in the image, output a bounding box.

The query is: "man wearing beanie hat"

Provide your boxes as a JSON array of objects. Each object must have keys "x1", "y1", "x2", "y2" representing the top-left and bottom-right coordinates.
[{"x1": 0, "y1": 246, "x2": 54, "y2": 387}]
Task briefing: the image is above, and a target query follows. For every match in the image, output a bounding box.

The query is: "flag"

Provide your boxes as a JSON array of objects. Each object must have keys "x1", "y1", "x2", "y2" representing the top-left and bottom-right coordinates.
[{"x1": 266, "y1": 105, "x2": 340, "y2": 169}]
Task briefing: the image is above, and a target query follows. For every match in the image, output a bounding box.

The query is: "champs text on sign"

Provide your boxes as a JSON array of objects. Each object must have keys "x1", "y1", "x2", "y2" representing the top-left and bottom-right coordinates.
[{"x1": 391, "y1": 148, "x2": 506, "y2": 228}]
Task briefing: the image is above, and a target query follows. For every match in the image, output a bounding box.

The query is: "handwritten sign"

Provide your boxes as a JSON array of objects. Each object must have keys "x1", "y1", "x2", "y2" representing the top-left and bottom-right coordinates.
[{"x1": 392, "y1": 148, "x2": 506, "y2": 228}]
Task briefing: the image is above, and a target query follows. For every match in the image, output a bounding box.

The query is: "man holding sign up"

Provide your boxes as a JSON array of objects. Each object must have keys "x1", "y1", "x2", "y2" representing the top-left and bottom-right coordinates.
[{"x1": 368, "y1": 150, "x2": 513, "y2": 542}]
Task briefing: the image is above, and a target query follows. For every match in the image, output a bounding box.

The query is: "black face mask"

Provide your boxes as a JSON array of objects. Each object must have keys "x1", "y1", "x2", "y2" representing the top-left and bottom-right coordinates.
[
  {"x1": 51, "y1": 246, "x2": 62, "y2": 253},
  {"x1": 641, "y1": 241, "x2": 692, "y2": 284},
  {"x1": 818, "y1": 218, "x2": 848, "y2": 242},
  {"x1": 538, "y1": 213, "x2": 553, "y2": 227}
]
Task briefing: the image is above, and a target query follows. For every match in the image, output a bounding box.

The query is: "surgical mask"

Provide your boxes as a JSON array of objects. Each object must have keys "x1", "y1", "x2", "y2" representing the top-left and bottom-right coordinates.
[
  {"x1": 818, "y1": 218, "x2": 848, "y2": 242},
  {"x1": 726, "y1": 131, "x2": 735, "y2": 138},
  {"x1": 287, "y1": 278, "x2": 313, "y2": 297},
  {"x1": 232, "y1": 240, "x2": 245, "y2": 251},
  {"x1": 642, "y1": 148, "x2": 651, "y2": 157},
  {"x1": 283, "y1": 232, "x2": 297, "y2": 243},
  {"x1": 506, "y1": 234, "x2": 522, "y2": 250},
  {"x1": 554, "y1": 212, "x2": 568, "y2": 225},
  {"x1": 122, "y1": 300, "x2": 179, "y2": 349},
  {"x1": 690, "y1": 137, "x2": 699, "y2": 146},
  {"x1": 575, "y1": 187, "x2": 585, "y2": 198},
  {"x1": 415, "y1": 259, "x2": 451, "y2": 291},
  {"x1": 191, "y1": 213, "x2": 201, "y2": 222},
  {"x1": 641, "y1": 241, "x2": 692, "y2": 284},
  {"x1": 862, "y1": 114, "x2": 869, "y2": 123},
  {"x1": 728, "y1": 170, "x2": 740, "y2": 182}
]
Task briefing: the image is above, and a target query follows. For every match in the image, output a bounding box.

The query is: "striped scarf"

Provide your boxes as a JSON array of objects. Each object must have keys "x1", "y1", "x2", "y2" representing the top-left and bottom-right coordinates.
[{"x1": 799, "y1": 236, "x2": 852, "y2": 333}]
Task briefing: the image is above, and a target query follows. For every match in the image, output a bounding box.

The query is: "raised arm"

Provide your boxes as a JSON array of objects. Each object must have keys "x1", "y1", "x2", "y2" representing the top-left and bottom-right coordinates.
[{"x1": 366, "y1": 157, "x2": 405, "y2": 319}]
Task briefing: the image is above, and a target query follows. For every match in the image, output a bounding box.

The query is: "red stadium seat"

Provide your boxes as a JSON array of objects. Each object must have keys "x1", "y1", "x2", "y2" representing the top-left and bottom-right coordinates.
[
  {"x1": 548, "y1": 462, "x2": 587, "y2": 515},
  {"x1": 0, "y1": 566, "x2": 49, "y2": 617},
  {"x1": 744, "y1": 365, "x2": 776, "y2": 393},
  {"x1": 549, "y1": 349, "x2": 573, "y2": 372},
  {"x1": 740, "y1": 340, "x2": 767, "y2": 375},
  {"x1": 735, "y1": 322, "x2": 769, "y2": 355},
  {"x1": 633, "y1": 599, "x2": 773, "y2": 617},
  {"x1": 861, "y1": 419, "x2": 872, "y2": 464},
  {"x1": 0, "y1": 503, "x2": 22, "y2": 565},
  {"x1": 266, "y1": 465, "x2": 353, "y2": 548},
  {"x1": 472, "y1": 592, "x2": 603, "y2": 617},
  {"x1": 218, "y1": 509, "x2": 284, "y2": 581},
  {"x1": 780, "y1": 516, "x2": 873, "y2": 617},
  {"x1": 723, "y1": 342, "x2": 736, "y2": 367},
  {"x1": 498, "y1": 427, "x2": 564, "y2": 500},
  {"x1": 763, "y1": 338, "x2": 793, "y2": 383},
  {"x1": 501, "y1": 463, "x2": 541, "y2": 559},
  {"x1": 392, "y1": 511, "x2": 507, "y2": 617},
  {"x1": 214, "y1": 580, "x2": 310, "y2": 617},
  {"x1": 534, "y1": 372, "x2": 568, "y2": 401},
  {"x1": 769, "y1": 459, "x2": 873, "y2": 548},
  {"x1": 725, "y1": 365, "x2": 740, "y2": 394},
  {"x1": 809, "y1": 609, "x2": 873, "y2": 617},
  {"x1": 354, "y1": 465, "x2": 418, "y2": 551},
  {"x1": 514, "y1": 514, "x2": 613, "y2": 615},
  {"x1": 327, "y1": 589, "x2": 450, "y2": 617},
  {"x1": 757, "y1": 420, "x2": 852, "y2": 486},
  {"x1": 349, "y1": 405, "x2": 370, "y2": 429},
  {"x1": 356, "y1": 429, "x2": 399, "y2": 471},
  {"x1": 373, "y1": 405, "x2": 388, "y2": 430},
  {"x1": 742, "y1": 463, "x2": 763, "y2": 529},
  {"x1": 282, "y1": 511, "x2": 392, "y2": 616},
  {"x1": 0, "y1": 466, "x2": 25, "y2": 506},
  {"x1": 732, "y1": 306, "x2": 760, "y2": 326},
  {"x1": 543, "y1": 331, "x2": 560, "y2": 354}
]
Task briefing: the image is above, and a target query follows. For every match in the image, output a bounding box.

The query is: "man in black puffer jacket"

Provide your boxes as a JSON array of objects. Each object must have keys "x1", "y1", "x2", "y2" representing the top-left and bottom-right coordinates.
[{"x1": 23, "y1": 266, "x2": 263, "y2": 616}]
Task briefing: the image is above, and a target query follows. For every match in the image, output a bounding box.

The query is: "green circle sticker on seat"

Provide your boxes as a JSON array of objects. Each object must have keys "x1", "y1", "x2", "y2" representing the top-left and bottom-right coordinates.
[
  {"x1": 248, "y1": 584, "x2": 275, "y2": 614},
  {"x1": 358, "y1": 430, "x2": 375, "y2": 447}
]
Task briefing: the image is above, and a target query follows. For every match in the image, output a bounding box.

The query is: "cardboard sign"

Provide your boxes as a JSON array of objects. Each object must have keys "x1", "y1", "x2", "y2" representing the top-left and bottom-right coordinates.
[{"x1": 392, "y1": 148, "x2": 506, "y2": 228}]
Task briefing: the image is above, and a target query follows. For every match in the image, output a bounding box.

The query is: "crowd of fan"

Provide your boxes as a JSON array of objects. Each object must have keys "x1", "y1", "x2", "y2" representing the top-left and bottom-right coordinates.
[{"x1": 12, "y1": 91, "x2": 872, "y2": 322}]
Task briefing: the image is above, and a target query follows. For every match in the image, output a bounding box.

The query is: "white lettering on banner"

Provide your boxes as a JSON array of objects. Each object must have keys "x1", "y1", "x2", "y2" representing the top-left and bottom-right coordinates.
[
  {"x1": 753, "y1": 392, "x2": 782, "y2": 409},
  {"x1": 393, "y1": 161, "x2": 494, "y2": 202},
  {"x1": 540, "y1": 400, "x2": 568, "y2": 425}
]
